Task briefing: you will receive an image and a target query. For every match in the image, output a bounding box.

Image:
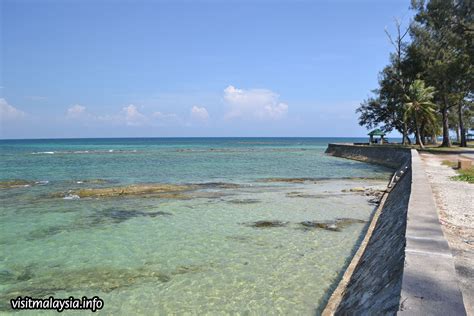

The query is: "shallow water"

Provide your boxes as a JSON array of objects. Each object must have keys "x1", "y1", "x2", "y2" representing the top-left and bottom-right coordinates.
[{"x1": 0, "y1": 138, "x2": 391, "y2": 314}]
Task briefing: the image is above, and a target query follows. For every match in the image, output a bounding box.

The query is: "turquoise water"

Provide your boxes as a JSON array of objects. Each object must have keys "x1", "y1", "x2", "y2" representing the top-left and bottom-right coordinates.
[{"x1": 0, "y1": 138, "x2": 391, "y2": 314}]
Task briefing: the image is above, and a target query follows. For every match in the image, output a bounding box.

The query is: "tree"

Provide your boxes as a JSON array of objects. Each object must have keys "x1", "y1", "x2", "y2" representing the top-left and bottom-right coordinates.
[
  {"x1": 404, "y1": 79, "x2": 437, "y2": 148},
  {"x1": 410, "y1": 0, "x2": 473, "y2": 147},
  {"x1": 357, "y1": 0, "x2": 472, "y2": 147},
  {"x1": 385, "y1": 19, "x2": 411, "y2": 144}
]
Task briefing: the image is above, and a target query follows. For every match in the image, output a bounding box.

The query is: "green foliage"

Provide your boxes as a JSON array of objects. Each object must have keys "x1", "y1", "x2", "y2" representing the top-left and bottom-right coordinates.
[
  {"x1": 441, "y1": 160, "x2": 457, "y2": 168},
  {"x1": 357, "y1": 0, "x2": 473, "y2": 147},
  {"x1": 451, "y1": 167, "x2": 474, "y2": 184},
  {"x1": 404, "y1": 80, "x2": 437, "y2": 124},
  {"x1": 404, "y1": 80, "x2": 437, "y2": 148}
]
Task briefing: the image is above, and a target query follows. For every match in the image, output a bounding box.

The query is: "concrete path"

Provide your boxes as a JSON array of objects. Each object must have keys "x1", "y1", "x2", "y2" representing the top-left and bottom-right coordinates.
[
  {"x1": 398, "y1": 150, "x2": 466, "y2": 315},
  {"x1": 461, "y1": 153, "x2": 474, "y2": 161},
  {"x1": 420, "y1": 152, "x2": 474, "y2": 316}
]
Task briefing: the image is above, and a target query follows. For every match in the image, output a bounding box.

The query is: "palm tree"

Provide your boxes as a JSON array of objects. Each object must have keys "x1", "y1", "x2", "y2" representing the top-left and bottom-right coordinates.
[{"x1": 404, "y1": 80, "x2": 437, "y2": 149}]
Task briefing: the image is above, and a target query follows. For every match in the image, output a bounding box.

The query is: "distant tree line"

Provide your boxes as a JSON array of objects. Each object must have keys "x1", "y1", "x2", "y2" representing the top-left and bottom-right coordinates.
[{"x1": 356, "y1": 0, "x2": 473, "y2": 147}]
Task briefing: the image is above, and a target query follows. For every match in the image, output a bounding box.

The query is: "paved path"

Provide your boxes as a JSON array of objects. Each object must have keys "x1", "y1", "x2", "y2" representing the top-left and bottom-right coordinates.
[
  {"x1": 461, "y1": 153, "x2": 474, "y2": 160},
  {"x1": 399, "y1": 150, "x2": 466, "y2": 315},
  {"x1": 419, "y1": 151, "x2": 474, "y2": 315}
]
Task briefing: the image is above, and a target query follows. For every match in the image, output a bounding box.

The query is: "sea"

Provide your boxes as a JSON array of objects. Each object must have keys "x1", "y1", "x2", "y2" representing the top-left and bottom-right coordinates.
[{"x1": 0, "y1": 137, "x2": 393, "y2": 314}]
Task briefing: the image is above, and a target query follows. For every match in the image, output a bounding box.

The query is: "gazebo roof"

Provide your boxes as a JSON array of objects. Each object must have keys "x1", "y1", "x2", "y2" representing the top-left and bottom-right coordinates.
[{"x1": 368, "y1": 129, "x2": 386, "y2": 136}]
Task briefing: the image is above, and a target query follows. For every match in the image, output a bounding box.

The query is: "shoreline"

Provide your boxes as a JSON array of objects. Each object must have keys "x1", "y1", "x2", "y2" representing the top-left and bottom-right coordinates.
[{"x1": 323, "y1": 143, "x2": 466, "y2": 315}]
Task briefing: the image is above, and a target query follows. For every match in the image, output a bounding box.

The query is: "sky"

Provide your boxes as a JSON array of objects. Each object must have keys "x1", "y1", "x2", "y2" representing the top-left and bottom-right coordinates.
[{"x1": 0, "y1": 0, "x2": 413, "y2": 139}]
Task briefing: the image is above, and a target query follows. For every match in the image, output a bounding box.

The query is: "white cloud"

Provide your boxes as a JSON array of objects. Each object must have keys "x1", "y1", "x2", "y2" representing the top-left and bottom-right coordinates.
[
  {"x1": 66, "y1": 105, "x2": 87, "y2": 119},
  {"x1": 0, "y1": 98, "x2": 26, "y2": 120},
  {"x1": 190, "y1": 106, "x2": 209, "y2": 121},
  {"x1": 66, "y1": 104, "x2": 147, "y2": 126},
  {"x1": 121, "y1": 104, "x2": 147, "y2": 126},
  {"x1": 223, "y1": 85, "x2": 288, "y2": 120}
]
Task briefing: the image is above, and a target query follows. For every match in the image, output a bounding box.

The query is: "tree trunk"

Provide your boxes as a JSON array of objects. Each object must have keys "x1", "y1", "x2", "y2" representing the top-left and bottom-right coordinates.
[
  {"x1": 414, "y1": 114, "x2": 424, "y2": 149},
  {"x1": 459, "y1": 102, "x2": 467, "y2": 147},
  {"x1": 415, "y1": 113, "x2": 425, "y2": 149},
  {"x1": 441, "y1": 105, "x2": 451, "y2": 147},
  {"x1": 431, "y1": 132, "x2": 438, "y2": 145},
  {"x1": 402, "y1": 121, "x2": 409, "y2": 145}
]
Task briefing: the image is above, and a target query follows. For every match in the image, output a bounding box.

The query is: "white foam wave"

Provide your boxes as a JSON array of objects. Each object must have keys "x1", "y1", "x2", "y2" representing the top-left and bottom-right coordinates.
[
  {"x1": 63, "y1": 194, "x2": 80, "y2": 200},
  {"x1": 32, "y1": 151, "x2": 55, "y2": 155}
]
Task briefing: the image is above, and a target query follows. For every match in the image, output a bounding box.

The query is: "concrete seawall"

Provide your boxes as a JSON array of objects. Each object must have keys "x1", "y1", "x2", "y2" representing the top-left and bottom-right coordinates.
[
  {"x1": 323, "y1": 143, "x2": 465, "y2": 315},
  {"x1": 325, "y1": 143, "x2": 411, "y2": 169}
]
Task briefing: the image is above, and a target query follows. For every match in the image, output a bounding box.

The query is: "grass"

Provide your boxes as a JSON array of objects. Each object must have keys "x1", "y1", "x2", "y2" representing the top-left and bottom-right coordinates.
[
  {"x1": 442, "y1": 160, "x2": 457, "y2": 168},
  {"x1": 442, "y1": 160, "x2": 474, "y2": 184},
  {"x1": 451, "y1": 167, "x2": 474, "y2": 184}
]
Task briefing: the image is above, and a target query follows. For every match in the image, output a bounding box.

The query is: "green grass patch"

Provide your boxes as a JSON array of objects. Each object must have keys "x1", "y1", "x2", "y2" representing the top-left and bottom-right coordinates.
[
  {"x1": 442, "y1": 160, "x2": 457, "y2": 168},
  {"x1": 451, "y1": 167, "x2": 474, "y2": 184}
]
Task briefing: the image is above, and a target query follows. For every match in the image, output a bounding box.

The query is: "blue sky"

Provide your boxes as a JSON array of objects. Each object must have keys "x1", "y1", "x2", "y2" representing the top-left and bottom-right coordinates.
[{"x1": 0, "y1": 0, "x2": 412, "y2": 139}]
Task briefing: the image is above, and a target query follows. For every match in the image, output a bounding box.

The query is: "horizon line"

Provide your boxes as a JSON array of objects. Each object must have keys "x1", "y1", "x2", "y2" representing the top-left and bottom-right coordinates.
[{"x1": 0, "y1": 135, "x2": 389, "y2": 141}]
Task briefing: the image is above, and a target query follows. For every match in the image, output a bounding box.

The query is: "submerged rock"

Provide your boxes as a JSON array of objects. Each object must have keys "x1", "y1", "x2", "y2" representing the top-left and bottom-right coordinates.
[
  {"x1": 286, "y1": 192, "x2": 326, "y2": 198},
  {"x1": 258, "y1": 176, "x2": 389, "y2": 184},
  {"x1": 195, "y1": 182, "x2": 242, "y2": 189},
  {"x1": 227, "y1": 198, "x2": 260, "y2": 204},
  {"x1": 0, "y1": 180, "x2": 35, "y2": 189},
  {"x1": 301, "y1": 221, "x2": 340, "y2": 231},
  {"x1": 258, "y1": 177, "x2": 319, "y2": 183},
  {"x1": 300, "y1": 218, "x2": 367, "y2": 232},
  {"x1": 0, "y1": 262, "x2": 206, "y2": 310},
  {"x1": 52, "y1": 183, "x2": 196, "y2": 199},
  {"x1": 245, "y1": 220, "x2": 288, "y2": 228},
  {"x1": 63, "y1": 194, "x2": 80, "y2": 200},
  {"x1": 53, "y1": 181, "x2": 247, "y2": 200},
  {"x1": 342, "y1": 187, "x2": 385, "y2": 195},
  {"x1": 96, "y1": 209, "x2": 173, "y2": 223},
  {"x1": 349, "y1": 187, "x2": 366, "y2": 192},
  {"x1": 27, "y1": 209, "x2": 172, "y2": 240}
]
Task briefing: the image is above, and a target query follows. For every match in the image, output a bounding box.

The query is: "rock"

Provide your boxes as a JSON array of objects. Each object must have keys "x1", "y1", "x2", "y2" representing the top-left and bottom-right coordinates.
[
  {"x1": 227, "y1": 199, "x2": 260, "y2": 204},
  {"x1": 52, "y1": 183, "x2": 196, "y2": 199},
  {"x1": 97, "y1": 209, "x2": 172, "y2": 224},
  {"x1": 301, "y1": 221, "x2": 340, "y2": 231},
  {"x1": 195, "y1": 182, "x2": 242, "y2": 189},
  {"x1": 300, "y1": 218, "x2": 367, "y2": 232},
  {"x1": 63, "y1": 194, "x2": 80, "y2": 200},
  {"x1": 286, "y1": 192, "x2": 326, "y2": 198},
  {"x1": 368, "y1": 197, "x2": 381, "y2": 205},
  {"x1": 0, "y1": 180, "x2": 35, "y2": 189},
  {"x1": 246, "y1": 220, "x2": 288, "y2": 228},
  {"x1": 258, "y1": 177, "x2": 318, "y2": 183}
]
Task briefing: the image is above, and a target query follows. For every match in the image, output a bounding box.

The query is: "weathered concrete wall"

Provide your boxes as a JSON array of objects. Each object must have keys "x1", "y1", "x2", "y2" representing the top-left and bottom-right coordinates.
[
  {"x1": 322, "y1": 144, "x2": 466, "y2": 316},
  {"x1": 323, "y1": 152, "x2": 410, "y2": 315},
  {"x1": 325, "y1": 143, "x2": 411, "y2": 169}
]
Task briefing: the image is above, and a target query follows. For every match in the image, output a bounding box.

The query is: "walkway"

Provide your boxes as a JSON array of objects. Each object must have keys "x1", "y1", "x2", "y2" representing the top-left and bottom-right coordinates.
[
  {"x1": 419, "y1": 151, "x2": 474, "y2": 315},
  {"x1": 399, "y1": 150, "x2": 466, "y2": 315}
]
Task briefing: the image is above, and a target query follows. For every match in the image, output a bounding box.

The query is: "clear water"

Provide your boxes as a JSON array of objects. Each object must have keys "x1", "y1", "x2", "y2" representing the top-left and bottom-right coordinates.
[{"x1": 0, "y1": 138, "x2": 392, "y2": 314}]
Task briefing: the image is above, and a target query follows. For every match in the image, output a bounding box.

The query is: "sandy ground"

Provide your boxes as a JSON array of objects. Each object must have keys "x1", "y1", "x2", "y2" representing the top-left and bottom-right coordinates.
[{"x1": 420, "y1": 152, "x2": 474, "y2": 315}]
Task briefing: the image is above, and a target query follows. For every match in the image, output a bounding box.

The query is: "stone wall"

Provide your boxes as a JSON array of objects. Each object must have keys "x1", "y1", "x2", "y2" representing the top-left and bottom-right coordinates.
[
  {"x1": 325, "y1": 143, "x2": 411, "y2": 169},
  {"x1": 322, "y1": 144, "x2": 411, "y2": 315},
  {"x1": 322, "y1": 144, "x2": 465, "y2": 315}
]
